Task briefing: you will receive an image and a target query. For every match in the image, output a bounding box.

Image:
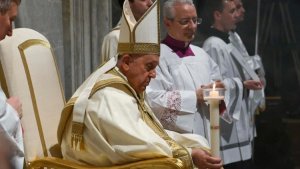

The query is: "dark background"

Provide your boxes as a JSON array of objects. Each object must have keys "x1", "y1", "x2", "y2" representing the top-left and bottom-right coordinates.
[{"x1": 234, "y1": 1, "x2": 300, "y2": 168}]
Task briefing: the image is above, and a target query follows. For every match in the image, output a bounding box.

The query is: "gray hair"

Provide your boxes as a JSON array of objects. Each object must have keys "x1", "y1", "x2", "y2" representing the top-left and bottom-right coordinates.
[
  {"x1": 163, "y1": 0, "x2": 195, "y2": 19},
  {"x1": 0, "y1": 0, "x2": 21, "y2": 14}
]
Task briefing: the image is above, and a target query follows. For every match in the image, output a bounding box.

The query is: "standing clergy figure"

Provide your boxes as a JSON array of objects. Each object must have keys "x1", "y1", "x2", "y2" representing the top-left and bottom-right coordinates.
[
  {"x1": 100, "y1": 0, "x2": 153, "y2": 64},
  {"x1": 0, "y1": 0, "x2": 24, "y2": 169},
  {"x1": 202, "y1": 0, "x2": 263, "y2": 168},
  {"x1": 58, "y1": 0, "x2": 222, "y2": 168},
  {"x1": 146, "y1": 0, "x2": 242, "y2": 168},
  {"x1": 229, "y1": 0, "x2": 266, "y2": 139}
]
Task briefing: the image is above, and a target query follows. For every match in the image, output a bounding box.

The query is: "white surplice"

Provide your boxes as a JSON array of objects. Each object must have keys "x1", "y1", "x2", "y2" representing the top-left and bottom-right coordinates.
[
  {"x1": 229, "y1": 31, "x2": 266, "y2": 117},
  {"x1": 0, "y1": 89, "x2": 24, "y2": 169},
  {"x1": 146, "y1": 43, "x2": 242, "y2": 146},
  {"x1": 229, "y1": 31, "x2": 266, "y2": 81},
  {"x1": 203, "y1": 35, "x2": 254, "y2": 164},
  {"x1": 60, "y1": 68, "x2": 210, "y2": 167}
]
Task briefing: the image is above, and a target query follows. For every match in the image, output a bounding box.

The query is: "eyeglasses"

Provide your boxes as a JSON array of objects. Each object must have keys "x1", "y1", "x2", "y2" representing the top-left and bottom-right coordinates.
[{"x1": 172, "y1": 17, "x2": 202, "y2": 26}]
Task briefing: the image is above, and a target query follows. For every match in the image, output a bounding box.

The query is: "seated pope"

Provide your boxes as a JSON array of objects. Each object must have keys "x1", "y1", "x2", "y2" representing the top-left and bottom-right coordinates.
[{"x1": 57, "y1": 0, "x2": 222, "y2": 168}]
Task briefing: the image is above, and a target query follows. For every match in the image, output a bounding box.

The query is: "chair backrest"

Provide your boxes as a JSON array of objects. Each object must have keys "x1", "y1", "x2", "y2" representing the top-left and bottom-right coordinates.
[{"x1": 0, "y1": 28, "x2": 65, "y2": 162}]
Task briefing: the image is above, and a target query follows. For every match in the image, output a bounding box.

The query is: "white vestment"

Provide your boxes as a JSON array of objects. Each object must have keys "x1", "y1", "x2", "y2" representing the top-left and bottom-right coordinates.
[
  {"x1": 100, "y1": 19, "x2": 121, "y2": 64},
  {"x1": 146, "y1": 43, "x2": 242, "y2": 143},
  {"x1": 203, "y1": 35, "x2": 254, "y2": 164},
  {"x1": 60, "y1": 67, "x2": 210, "y2": 167},
  {"x1": 229, "y1": 31, "x2": 266, "y2": 80},
  {"x1": 0, "y1": 89, "x2": 24, "y2": 169},
  {"x1": 229, "y1": 31, "x2": 266, "y2": 115}
]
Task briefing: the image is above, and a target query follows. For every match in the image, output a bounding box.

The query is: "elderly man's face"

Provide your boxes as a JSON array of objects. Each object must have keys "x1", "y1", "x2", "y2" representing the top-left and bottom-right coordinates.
[
  {"x1": 234, "y1": 0, "x2": 245, "y2": 22},
  {"x1": 0, "y1": 2, "x2": 18, "y2": 40},
  {"x1": 164, "y1": 3, "x2": 198, "y2": 43},
  {"x1": 130, "y1": 0, "x2": 153, "y2": 21},
  {"x1": 123, "y1": 54, "x2": 159, "y2": 93}
]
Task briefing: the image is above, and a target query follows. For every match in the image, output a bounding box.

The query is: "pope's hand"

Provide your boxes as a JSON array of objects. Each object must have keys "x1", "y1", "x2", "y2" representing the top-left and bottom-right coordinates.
[{"x1": 191, "y1": 148, "x2": 223, "y2": 169}]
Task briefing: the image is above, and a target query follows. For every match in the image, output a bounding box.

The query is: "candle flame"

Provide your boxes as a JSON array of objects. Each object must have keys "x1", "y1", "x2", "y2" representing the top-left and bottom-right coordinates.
[{"x1": 212, "y1": 82, "x2": 216, "y2": 91}]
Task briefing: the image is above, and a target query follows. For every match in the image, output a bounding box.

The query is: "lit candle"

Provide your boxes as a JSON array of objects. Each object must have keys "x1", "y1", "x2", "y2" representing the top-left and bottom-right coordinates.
[
  {"x1": 207, "y1": 83, "x2": 221, "y2": 157},
  {"x1": 209, "y1": 90, "x2": 219, "y2": 98},
  {"x1": 204, "y1": 82, "x2": 223, "y2": 100}
]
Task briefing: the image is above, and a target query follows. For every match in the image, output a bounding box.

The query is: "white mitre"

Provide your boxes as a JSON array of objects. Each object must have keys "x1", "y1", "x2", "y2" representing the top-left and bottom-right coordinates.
[
  {"x1": 65, "y1": 0, "x2": 160, "y2": 151},
  {"x1": 118, "y1": 0, "x2": 160, "y2": 55}
]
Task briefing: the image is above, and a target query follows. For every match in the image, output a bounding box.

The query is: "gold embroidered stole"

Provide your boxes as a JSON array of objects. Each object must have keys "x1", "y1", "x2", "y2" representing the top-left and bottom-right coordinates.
[{"x1": 137, "y1": 99, "x2": 194, "y2": 169}]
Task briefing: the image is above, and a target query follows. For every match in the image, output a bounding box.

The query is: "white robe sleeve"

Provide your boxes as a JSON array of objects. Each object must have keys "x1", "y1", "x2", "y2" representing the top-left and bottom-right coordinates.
[
  {"x1": 0, "y1": 91, "x2": 24, "y2": 169},
  {"x1": 146, "y1": 60, "x2": 198, "y2": 116}
]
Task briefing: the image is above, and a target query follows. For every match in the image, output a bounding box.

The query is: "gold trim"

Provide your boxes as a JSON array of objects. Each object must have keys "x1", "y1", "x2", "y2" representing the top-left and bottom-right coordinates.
[
  {"x1": 66, "y1": 97, "x2": 77, "y2": 107},
  {"x1": 57, "y1": 97, "x2": 77, "y2": 144},
  {"x1": 90, "y1": 78, "x2": 129, "y2": 97},
  {"x1": 71, "y1": 122, "x2": 85, "y2": 150},
  {"x1": 18, "y1": 39, "x2": 66, "y2": 157},
  {"x1": 118, "y1": 43, "x2": 159, "y2": 54},
  {"x1": 157, "y1": 0, "x2": 161, "y2": 45},
  {"x1": 0, "y1": 59, "x2": 9, "y2": 97},
  {"x1": 210, "y1": 126, "x2": 220, "y2": 130},
  {"x1": 27, "y1": 157, "x2": 185, "y2": 169}
]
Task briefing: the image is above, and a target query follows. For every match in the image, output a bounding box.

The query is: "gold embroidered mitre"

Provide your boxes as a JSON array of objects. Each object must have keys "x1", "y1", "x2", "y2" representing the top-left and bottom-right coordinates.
[{"x1": 118, "y1": 0, "x2": 160, "y2": 55}]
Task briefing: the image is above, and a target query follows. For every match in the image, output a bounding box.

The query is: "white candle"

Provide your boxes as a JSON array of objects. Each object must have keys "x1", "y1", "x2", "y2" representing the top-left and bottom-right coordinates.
[
  {"x1": 209, "y1": 82, "x2": 220, "y2": 157},
  {"x1": 209, "y1": 98, "x2": 220, "y2": 157}
]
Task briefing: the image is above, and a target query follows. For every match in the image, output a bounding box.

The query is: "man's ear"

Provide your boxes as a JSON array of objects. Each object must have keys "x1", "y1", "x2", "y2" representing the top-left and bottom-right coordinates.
[
  {"x1": 119, "y1": 54, "x2": 131, "y2": 72},
  {"x1": 164, "y1": 18, "x2": 171, "y2": 28},
  {"x1": 214, "y1": 10, "x2": 222, "y2": 21}
]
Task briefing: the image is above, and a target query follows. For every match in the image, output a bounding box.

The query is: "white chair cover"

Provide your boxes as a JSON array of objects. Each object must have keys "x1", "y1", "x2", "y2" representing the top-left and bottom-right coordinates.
[{"x1": 0, "y1": 28, "x2": 65, "y2": 162}]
